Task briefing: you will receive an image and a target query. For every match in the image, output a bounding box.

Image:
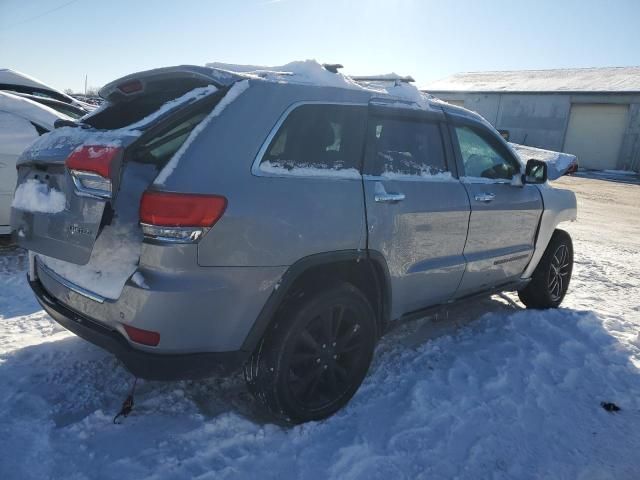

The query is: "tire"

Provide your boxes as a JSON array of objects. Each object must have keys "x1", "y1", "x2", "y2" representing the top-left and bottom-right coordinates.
[
  {"x1": 518, "y1": 229, "x2": 573, "y2": 309},
  {"x1": 244, "y1": 282, "x2": 377, "y2": 424}
]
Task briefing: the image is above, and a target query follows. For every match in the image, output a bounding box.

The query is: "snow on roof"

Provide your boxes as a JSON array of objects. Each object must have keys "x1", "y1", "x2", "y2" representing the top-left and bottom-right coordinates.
[
  {"x1": 207, "y1": 60, "x2": 432, "y2": 106},
  {"x1": 0, "y1": 91, "x2": 71, "y2": 130},
  {"x1": 424, "y1": 66, "x2": 640, "y2": 93},
  {"x1": 207, "y1": 60, "x2": 365, "y2": 90}
]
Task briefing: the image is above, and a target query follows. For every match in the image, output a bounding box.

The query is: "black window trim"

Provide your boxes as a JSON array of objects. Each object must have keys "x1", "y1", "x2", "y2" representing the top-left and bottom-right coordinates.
[
  {"x1": 252, "y1": 101, "x2": 369, "y2": 180},
  {"x1": 447, "y1": 118, "x2": 523, "y2": 184},
  {"x1": 362, "y1": 110, "x2": 456, "y2": 181}
]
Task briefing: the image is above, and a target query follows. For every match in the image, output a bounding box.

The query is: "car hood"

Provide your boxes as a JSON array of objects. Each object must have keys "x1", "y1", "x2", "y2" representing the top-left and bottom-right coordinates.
[{"x1": 509, "y1": 143, "x2": 578, "y2": 180}]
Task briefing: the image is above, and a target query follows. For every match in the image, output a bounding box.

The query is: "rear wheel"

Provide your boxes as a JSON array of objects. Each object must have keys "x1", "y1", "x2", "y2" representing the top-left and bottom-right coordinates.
[
  {"x1": 245, "y1": 283, "x2": 377, "y2": 423},
  {"x1": 518, "y1": 229, "x2": 573, "y2": 309}
]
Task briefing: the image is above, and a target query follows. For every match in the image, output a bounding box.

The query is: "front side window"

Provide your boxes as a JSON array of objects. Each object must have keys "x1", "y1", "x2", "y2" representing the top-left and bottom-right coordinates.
[
  {"x1": 454, "y1": 126, "x2": 520, "y2": 180},
  {"x1": 366, "y1": 117, "x2": 448, "y2": 178},
  {"x1": 260, "y1": 104, "x2": 366, "y2": 172}
]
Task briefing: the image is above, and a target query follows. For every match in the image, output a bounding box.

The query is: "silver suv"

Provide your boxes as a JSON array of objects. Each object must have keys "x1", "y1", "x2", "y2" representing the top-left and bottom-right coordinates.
[{"x1": 11, "y1": 64, "x2": 577, "y2": 423}]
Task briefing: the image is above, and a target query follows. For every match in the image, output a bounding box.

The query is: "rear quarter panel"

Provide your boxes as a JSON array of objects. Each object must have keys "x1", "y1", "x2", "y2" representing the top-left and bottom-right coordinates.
[{"x1": 159, "y1": 81, "x2": 373, "y2": 267}]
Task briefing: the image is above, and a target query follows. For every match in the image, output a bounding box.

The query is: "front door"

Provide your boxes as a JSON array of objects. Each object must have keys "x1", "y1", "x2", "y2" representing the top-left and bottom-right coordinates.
[
  {"x1": 363, "y1": 103, "x2": 470, "y2": 318},
  {"x1": 450, "y1": 123, "x2": 543, "y2": 297}
]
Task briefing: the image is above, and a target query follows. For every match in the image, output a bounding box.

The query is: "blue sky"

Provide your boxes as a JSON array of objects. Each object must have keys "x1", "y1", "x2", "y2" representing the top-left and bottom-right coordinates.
[{"x1": 1, "y1": 0, "x2": 638, "y2": 92}]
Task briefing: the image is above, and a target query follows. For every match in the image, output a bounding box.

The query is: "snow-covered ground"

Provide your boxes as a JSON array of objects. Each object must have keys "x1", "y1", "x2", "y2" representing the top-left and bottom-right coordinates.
[{"x1": 1, "y1": 175, "x2": 639, "y2": 479}]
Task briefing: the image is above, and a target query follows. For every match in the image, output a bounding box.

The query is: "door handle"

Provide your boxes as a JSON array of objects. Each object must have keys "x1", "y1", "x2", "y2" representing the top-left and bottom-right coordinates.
[
  {"x1": 375, "y1": 192, "x2": 406, "y2": 203},
  {"x1": 474, "y1": 192, "x2": 496, "y2": 203}
]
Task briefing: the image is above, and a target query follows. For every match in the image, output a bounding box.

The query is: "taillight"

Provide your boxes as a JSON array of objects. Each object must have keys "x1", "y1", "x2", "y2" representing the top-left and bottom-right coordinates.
[
  {"x1": 139, "y1": 191, "x2": 227, "y2": 243},
  {"x1": 122, "y1": 324, "x2": 160, "y2": 346},
  {"x1": 66, "y1": 145, "x2": 122, "y2": 198}
]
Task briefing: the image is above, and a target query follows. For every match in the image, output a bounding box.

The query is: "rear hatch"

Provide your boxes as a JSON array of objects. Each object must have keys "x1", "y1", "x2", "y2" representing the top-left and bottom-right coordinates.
[{"x1": 11, "y1": 66, "x2": 240, "y2": 280}]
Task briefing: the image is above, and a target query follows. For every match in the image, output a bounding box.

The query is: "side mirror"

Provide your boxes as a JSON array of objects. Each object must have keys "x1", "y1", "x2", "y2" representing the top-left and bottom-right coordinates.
[{"x1": 523, "y1": 159, "x2": 548, "y2": 184}]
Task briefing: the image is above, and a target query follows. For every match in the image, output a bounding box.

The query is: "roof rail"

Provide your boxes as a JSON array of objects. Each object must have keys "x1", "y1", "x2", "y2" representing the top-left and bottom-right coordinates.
[
  {"x1": 322, "y1": 63, "x2": 344, "y2": 73},
  {"x1": 351, "y1": 74, "x2": 415, "y2": 84}
]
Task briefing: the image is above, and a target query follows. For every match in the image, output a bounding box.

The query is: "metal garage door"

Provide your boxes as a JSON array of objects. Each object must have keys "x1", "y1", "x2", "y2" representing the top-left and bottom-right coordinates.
[{"x1": 563, "y1": 104, "x2": 628, "y2": 170}]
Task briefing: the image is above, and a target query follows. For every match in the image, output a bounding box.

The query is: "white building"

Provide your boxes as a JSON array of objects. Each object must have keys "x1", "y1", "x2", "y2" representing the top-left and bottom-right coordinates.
[{"x1": 425, "y1": 67, "x2": 640, "y2": 171}]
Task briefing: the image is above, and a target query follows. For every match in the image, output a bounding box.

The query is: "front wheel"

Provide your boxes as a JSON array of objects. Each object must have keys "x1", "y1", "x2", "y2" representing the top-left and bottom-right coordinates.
[
  {"x1": 518, "y1": 229, "x2": 573, "y2": 309},
  {"x1": 244, "y1": 283, "x2": 377, "y2": 424}
]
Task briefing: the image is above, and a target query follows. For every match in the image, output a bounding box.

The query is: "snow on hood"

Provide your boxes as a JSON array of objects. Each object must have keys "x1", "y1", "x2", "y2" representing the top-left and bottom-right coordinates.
[
  {"x1": 0, "y1": 91, "x2": 71, "y2": 130},
  {"x1": 207, "y1": 60, "x2": 432, "y2": 107},
  {"x1": 510, "y1": 143, "x2": 578, "y2": 180}
]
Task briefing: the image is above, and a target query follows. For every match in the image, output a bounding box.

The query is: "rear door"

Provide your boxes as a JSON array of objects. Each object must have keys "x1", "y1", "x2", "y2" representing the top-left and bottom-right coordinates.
[
  {"x1": 450, "y1": 122, "x2": 543, "y2": 297},
  {"x1": 363, "y1": 102, "x2": 470, "y2": 318}
]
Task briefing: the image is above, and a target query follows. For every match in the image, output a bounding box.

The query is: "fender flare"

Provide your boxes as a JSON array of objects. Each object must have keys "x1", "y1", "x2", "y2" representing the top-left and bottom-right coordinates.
[{"x1": 240, "y1": 249, "x2": 392, "y2": 352}]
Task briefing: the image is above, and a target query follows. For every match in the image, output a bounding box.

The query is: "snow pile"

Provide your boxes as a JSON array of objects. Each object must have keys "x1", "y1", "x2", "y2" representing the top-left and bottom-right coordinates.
[
  {"x1": 155, "y1": 80, "x2": 250, "y2": 185},
  {"x1": 1, "y1": 176, "x2": 639, "y2": 478},
  {"x1": 209, "y1": 60, "x2": 363, "y2": 90},
  {"x1": 11, "y1": 179, "x2": 66, "y2": 214},
  {"x1": 40, "y1": 222, "x2": 141, "y2": 300},
  {"x1": 510, "y1": 143, "x2": 577, "y2": 180},
  {"x1": 208, "y1": 60, "x2": 432, "y2": 107},
  {"x1": 259, "y1": 160, "x2": 361, "y2": 179}
]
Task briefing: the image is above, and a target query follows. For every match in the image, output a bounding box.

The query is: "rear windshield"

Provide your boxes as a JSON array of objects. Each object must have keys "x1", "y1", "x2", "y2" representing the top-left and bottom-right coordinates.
[
  {"x1": 129, "y1": 88, "x2": 225, "y2": 165},
  {"x1": 83, "y1": 79, "x2": 211, "y2": 130},
  {"x1": 133, "y1": 111, "x2": 209, "y2": 165}
]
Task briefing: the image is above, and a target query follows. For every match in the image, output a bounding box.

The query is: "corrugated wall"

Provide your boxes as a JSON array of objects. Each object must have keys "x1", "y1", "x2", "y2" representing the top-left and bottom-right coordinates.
[{"x1": 433, "y1": 92, "x2": 640, "y2": 171}]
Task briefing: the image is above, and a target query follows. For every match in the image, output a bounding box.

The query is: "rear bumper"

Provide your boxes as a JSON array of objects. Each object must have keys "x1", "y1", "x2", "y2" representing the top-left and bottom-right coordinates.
[{"x1": 30, "y1": 277, "x2": 249, "y2": 380}]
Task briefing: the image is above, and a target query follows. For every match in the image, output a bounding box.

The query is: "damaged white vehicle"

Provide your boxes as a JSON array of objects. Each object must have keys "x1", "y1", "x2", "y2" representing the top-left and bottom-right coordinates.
[{"x1": 0, "y1": 91, "x2": 74, "y2": 235}]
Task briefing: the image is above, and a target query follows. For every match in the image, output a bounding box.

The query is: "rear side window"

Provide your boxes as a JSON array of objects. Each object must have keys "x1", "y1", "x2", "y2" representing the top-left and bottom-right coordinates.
[
  {"x1": 365, "y1": 117, "x2": 448, "y2": 177},
  {"x1": 260, "y1": 104, "x2": 367, "y2": 171}
]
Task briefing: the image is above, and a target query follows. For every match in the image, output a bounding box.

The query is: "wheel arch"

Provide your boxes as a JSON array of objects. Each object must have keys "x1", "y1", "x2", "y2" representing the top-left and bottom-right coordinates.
[
  {"x1": 241, "y1": 250, "x2": 392, "y2": 353},
  {"x1": 522, "y1": 186, "x2": 577, "y2": 279}
]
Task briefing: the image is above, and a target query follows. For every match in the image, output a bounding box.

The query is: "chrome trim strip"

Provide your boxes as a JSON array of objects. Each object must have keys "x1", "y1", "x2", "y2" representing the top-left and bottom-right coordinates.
[
  {"x1": 36, "y1": 257, "x2": 106, "y2": 303},
  {"x1": 250, "y1": 101, "x2": 368, "y2": 179},
  {"x1": 70, "y1": 170, "x2": 112, "y2": 200},
  {"x1": 362, "y1": 174, "x2": 458, "y2": 183},
  {"x1": 140, "y1": 223, "x2": 209, "y2": 243}
]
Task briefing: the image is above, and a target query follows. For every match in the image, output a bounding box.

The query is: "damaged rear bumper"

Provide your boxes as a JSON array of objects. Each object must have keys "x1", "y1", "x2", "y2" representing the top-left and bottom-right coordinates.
[{"x1": 29, "y1": 276, "x2": 249, "y2": 381}]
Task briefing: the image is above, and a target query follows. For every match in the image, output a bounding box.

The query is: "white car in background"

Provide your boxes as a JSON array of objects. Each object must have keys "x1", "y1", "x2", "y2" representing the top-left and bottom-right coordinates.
[
  {"x1": 0, "y1": 91, "x2": 72, "y2": 235},
  {"x1": 0, "y1": 68, "x2": 95, "y2": 113}
]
